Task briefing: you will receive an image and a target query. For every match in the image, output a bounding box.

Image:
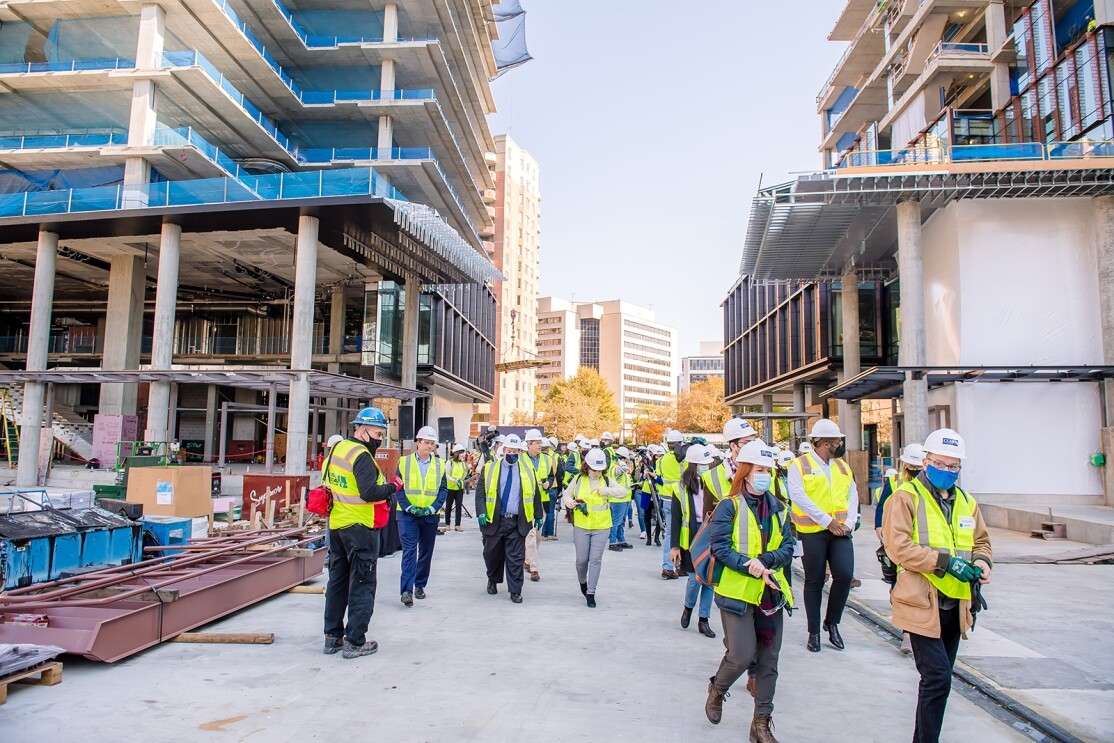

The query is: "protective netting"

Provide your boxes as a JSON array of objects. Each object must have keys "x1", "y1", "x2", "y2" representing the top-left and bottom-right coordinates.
[{"x1": 491, "y1": 1, "x2": 532, "y2": 77}]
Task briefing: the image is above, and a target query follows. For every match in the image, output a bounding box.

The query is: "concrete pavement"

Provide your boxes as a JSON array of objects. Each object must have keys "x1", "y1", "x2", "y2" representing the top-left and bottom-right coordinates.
[{"x1": 2, "y1": 514, "x2": 1041, "y2": 742}]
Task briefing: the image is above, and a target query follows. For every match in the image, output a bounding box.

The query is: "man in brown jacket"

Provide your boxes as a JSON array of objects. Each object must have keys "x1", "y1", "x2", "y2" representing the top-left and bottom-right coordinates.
[{"x1": 881, "y1": 428, "x2": 992, "y2": 743}]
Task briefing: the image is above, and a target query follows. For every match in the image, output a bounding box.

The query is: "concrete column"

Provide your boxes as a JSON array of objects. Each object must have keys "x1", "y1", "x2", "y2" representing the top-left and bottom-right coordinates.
[
  {"x1": 124, "y1": 4, "x2": 166, "y2": 189},
  {"x1": 265, "y1": 383, "x2": 277, "y2": 471},
  {"x1": 897, "y1": 200, "x2": 929, "y2": 444},
  {"x1": 100, "y1": 255, "x2": 146, "y2": 416},
  {"x1": 324, "y1": 287, "x2": 345, "y2": 435},
  {"x1": 1093, "y1": 196, "x2": 1114, "y2": 504},
  {"x1": 203, "y1": 384, "x2": 218, "y2": 462},
  {"x1": 792, "y1": 383, "x2": 806, "y2": 445},
  {"x1": 285, "y1": 215, "x2": 319, "y2": 475},
  {"x1": 401, "y1": 275, "x2": 421, "y2": 391},
  {"x1": 841, "y1": 268, "x2": 863, "y2": 450},
  {"x1": 377, "y1": 117, "x2": 394, "y2": 158},
  {"x1": 16, "y1": 231, "x2": 57, "y2": 487},
  {"x1": 145, "y1": 222, "x2": 181, "y2": 441},
  {"x1": 986, "y1": 2, "x2": 1012, "y2": 109},
  {"x1": 762, "y1": 393, "x2": 774, "y2": 444},
  {"x1": 383, "y1": 3, "x2": 399, "y2": 42}
]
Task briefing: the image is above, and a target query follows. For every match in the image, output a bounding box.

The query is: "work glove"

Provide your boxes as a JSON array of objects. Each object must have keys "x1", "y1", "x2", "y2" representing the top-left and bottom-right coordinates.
[
  {"x1": 418, "y1": 507, "x2": 433, "y2": 517},
  {"x1": 477, "y1": 513, "x2": 488, "y2": 526},
  {"x1": 405, "y1": 505, "x2": 420, "y2": 515},
  {"x1": 945, "y1": 557, "x2": 981, "y2": 583},
  {"x1": 390, "y1": 476, "x2": 405, "y2": 492},
  {"x1": 533, "y1": 519, "x2": 543, "y2": 530},
  {"x1": 575, "y1": 501, "x2": 589, "y2": 516}
]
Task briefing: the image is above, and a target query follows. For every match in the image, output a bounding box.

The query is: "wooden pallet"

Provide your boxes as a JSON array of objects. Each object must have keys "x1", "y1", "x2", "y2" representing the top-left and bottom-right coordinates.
[{"x1": 0, "y1": 661, "x2": 63, "y2": 705}]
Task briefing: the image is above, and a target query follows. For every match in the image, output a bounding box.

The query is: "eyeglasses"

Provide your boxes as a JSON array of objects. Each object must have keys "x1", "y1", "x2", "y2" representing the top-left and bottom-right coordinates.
[{"x1": 925, "y1": 458, "x2": 962, "y2": 473}]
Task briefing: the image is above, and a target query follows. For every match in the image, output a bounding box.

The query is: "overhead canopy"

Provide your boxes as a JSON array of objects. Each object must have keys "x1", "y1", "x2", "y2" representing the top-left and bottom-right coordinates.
[
  {"x1": 0, "y1": 368, "x2": 429, "y2": 400},
  {"x1": 821, "y1": 366, "x2": 1114, "y2": 402}
]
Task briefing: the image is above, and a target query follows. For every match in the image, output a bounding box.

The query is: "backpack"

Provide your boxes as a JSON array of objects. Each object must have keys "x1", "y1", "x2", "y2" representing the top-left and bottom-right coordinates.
[
  {"x1": 306, "y1": 454, "x2": 334, "y2": 516},
  {"x1": 691, "y1": 513, "x2": 722, "y2": 587}
]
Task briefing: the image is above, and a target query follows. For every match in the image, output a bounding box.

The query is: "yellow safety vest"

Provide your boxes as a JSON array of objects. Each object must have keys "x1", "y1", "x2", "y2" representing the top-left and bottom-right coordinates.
[
  {"x1": 675, "y1": 484, "x2": 704, "y2": 551},
  {"x1": 607, "y1": 461, "x2": 632, "y2": 501},
  {"x1": 326, "y1": 439, "x2": 386, "y2": 530},
  {"x1": 715, "y1": 498, "x2": 794, "y2": 607},
  {"x1": 900, "y1": 478, "x2": 978, "y2": 601},
  {"x1": 570, "y1": 474, "x2": 614, "y2": 531},
  {"x1": 657, "y1": 452, "x2": 682, "y2": 498},
  {"x1": 446, "y1": 459, "x2": 468, "y2": 489},
  {"x1": 397, "y1": 453, "x2": 444, "y2": 511},
  {"x1": 482, "y1": 459, "x2": 538, "y2": 523},
  {"x1": 526, "y1": 453, "x2": 552, "y2": 503},
  {"x1": 789, "y1": 453, "x2": 853, "y2": 534},
  {"x1": 701, "y1": 463, "x2": 733, "y2": 504}
]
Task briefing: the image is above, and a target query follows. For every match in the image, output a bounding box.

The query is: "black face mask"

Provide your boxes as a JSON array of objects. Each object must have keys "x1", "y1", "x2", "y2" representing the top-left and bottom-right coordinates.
[
  {"x1": 831, "y1": 443, "x2": 847, "y2": 459},
  {"x1": 505, "y1": 453, "x2": 519, "y2": 464},
  {"x1": 363, "y1": 433, "x2": 382, "y2": 453},
  {"x1": 906, "y1": 467, "x2": 921, "y2": 477}
]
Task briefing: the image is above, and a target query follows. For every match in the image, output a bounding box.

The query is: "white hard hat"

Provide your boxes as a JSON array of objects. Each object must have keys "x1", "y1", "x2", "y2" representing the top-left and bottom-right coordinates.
[
  {"x1": 567, "y1": 441, "x2": 578, "y2": 449},
  {"x1": 415, "y1": 426, "x2": 438, "y2": 442},
  {"x1": 588, "y1": 438, "x2": 600, "y2": 447},
  {"x1": 495, "y1": 434, "x2": 507, "y2": 444},
  {"x1": 736, "y1": 440, "x2": 777, "y2": 467},
  {"x1": 542, "y1": 437, "x2": 556, "y2": 448},
  {"x1": 684, "y1": 445, "x2": 713, "y2": 465},
  {"x1": 502, "y1": 434, "x2": 527, "y2": 451},
  {"x1": 776, "y1": 450, "x2": 795, "y2": 467},
  {"x1": 723, "y1": 418, "x2": 757, "y2": 441},
  {"x1": 574, "y1": 434, "x2": 586, "y2": 443},
  {"x1": 648, "y1": 444, "x2": 666, "y2": 456},
  {"x1": 665, "y1": 430, "x2": 683, "y2": 443},
  {"x1": 615, "y1": 446, "x2": 631, "y2": 459},
  {"x1": 579, "y1": 440, "x2": 591, "y2": 450},
  {"x1": 584, "y1": 448, "x2": 608, "y2": 470},
  {"x1": 884, "y1": 467, "x2": 899, "y2": 478},
  {"x1": 900, "y1": 443, "x2": 926, "y2": 467},
  {"x1": 799, "y1": 441, "x2": 813, "y2": 454},
  {"x1": 923, "y1": 428, "x2": 966, "y2": 459},
  {"x1": 600, "y1": 432, "x2": 614, "y2": 442},
  {"x1": 524, "y1": 429, "x2": 544, "y2": 442},
  {"x1": 327, "y1": 434, "x2": 343, "y2": 448},
  {"x1": 809, "y1": 419, "x2": 844, "y2": 439},
  {"x1": 452, "y1": 444, "x2": 466, "y2": 454},
  {"x1": 706, "y1": 446, "x2": 724, "y2": 460}
]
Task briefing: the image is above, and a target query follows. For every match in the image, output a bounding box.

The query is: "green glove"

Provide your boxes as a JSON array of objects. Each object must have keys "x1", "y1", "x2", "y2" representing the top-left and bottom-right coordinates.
[
  {"x1": 405, "y1": 505, "x2": 419, "y2": 515},
  {"x1": 946, "y1": 557, "x2": 980, "y2": 583},
  {"x1": 533, "y1": 519, "x2": 543, "y2": 530},
  {"x1": 576, "y1": 502, "x2": 588, "y2": 516},
  {"x1": 417, "y1": 507, "x2": 432, "y2": 517},
  {"x1": 477, "y1": 513, "x2": 488, "y2": 526}
]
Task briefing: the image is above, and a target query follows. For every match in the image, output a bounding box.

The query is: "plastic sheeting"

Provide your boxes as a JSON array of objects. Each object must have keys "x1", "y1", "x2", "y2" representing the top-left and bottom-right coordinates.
[
  {"x1": 491, "y1": 1, "x2": 532, "y2": 77},
  {"x1": 0, "y1": 165, "x2": 125, "y2": 195}
]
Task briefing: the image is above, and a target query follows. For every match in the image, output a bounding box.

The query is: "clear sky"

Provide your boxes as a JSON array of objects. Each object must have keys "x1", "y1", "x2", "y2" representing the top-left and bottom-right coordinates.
[{"x1": 487, "y1": 1, "x2": 846, "y2": 358}]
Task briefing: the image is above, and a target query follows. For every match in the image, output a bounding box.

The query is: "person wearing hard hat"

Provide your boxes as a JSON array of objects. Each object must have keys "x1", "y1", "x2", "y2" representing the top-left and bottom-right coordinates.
[
  {"x1": 443, "y1": 444, "x2": 470, "y2": 533},
  {"x1": 637, "y1": 443, "x2": 666, "y2": 544},
  {"x1": 600, "y1": 431, "x2": 616, "y2": 465},
  {"x1": 476, "y1": 434, "x2": 545, "y2": 603},
  {"x1": 876, "y1": 444, "x2": 925, "y2": 542},
  {"x1": 788, "y1": 418, "x2": 859, "y2": 653},
  {"x1": 703, "y1": 418, "x2": 758, "y2": 506},
  {"x1": 703, "y1": 440, "x2": 794, "y2": 741},
  {"x1": 772, "y1": 450, "x2": 795, "y2": 506},
  {"x1": 798, "y1": 441, "x2": 813, "y2": 456},
  {"x1": 672, "y1": 444, "x2": 717, "y2": 639},
  {"x1": 607, "y1": 446, "x2": 635, "y2": 550},
  {"x1": 561, "y1": 448, "x2": 630, "y2": 608},
  {"x1": 657, "y1": 430, "x2": 690, "y2": 579},
  {"x1": 323, "y1": 407, "x2": 405, "y2": 659},
  {"x1": 540, "y1": 438, "x2": 562, "y2": 542},
  {"x1": 522, "y1": 430, "x2": 551, "y2": 582},
  {"x1": 564, "y1": 438, "x2": 589, "y2": 484},
  {"x1": 881, "y1": 429, "x2": 992, "y2": 743},
  {"x1": 394, "y1": 426, "x2": 447, "y2": 607}
]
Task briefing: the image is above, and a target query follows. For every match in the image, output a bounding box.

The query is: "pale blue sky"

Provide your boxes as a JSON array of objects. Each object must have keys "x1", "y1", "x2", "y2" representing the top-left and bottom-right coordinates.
[{"x1": 487, "y1": 1, "x2": 845, "y2": 357}]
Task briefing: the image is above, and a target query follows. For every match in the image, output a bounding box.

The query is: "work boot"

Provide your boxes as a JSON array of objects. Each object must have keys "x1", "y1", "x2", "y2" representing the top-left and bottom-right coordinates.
[
  {"x1": 323, "y1": 636, "x2": 343, "y2": 655},
  {"x1": 487, "y1": 581, "x2": 498, "y2": 595},
  {"x1": 681, "y1": 606, "x2": 693, "y2": 629},
  {"x1": 414, "y1": 586, "x2": 426, "y2": 600},
  {"x1": 530, "y1": 570, "x2": 540, "y2": 582},
  {"x1": 608, "y1": 544, "x2": 622, "y2": 552},
  {"x1": 586, "y1": 593, "x2": 596, "y2": 608},
  {"x1": 401, "y1": 591, "x2": 414, "y2": 607},
  {"x1": 661, "y1": 569, "x2": 678, "y2": 580},
  {"x1": 580, "y1": 581, "x2": 588, "y2": 596},
  {"x1": 749, "y1": 714, "x2": 779, "y2": 743},
  {"x1": 698, "y1": 618, "x2": 716, "y2": 639},
  {"x1": 341, "y1": 640, "x2": 378, "y2": 659},
  {"x1": 705, "y1": 677, "x2": 728, "y2": 725}
]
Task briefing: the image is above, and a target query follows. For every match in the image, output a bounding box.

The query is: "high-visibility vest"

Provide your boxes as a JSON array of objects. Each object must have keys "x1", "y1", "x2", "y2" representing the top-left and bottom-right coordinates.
[
  {"x1": 569, "y1": 474, "x2": 614, "y2": 530},
  {"x1": 789, "y1": 453, "x2": 853, "y2": 534},
  {"x1": 656, "y1": 452, "x2": 682, "y2": 498},
  {"x1": 701, "y1": 462, "x2": 733, "y2": 504},
  {"x1": 446, "y1": 459, "x2": 468, "y2": 489},
  {"x1": 397, "y1": 453, "x2": 444, "y2": 511},
  {"x1": 872, "y1": 474, "x2": 900, "y2": 504},
  {"x1": 526, "y1": 453, "x2": 552, "y2": 503},
  {"x1": 771, "y1": 473, "x2": 790, "y2": 507},
  {"x1": 482, "y1": 458, "x2": 538, "y2": 523},
  {"x1": 326, "y1": 439, "x2": 388, "y2": 530},
  {"x1": 607, "y1": 461, "x2": 632, "y2": 501},
  {"x1": 714, "y1": 498, "x2": 794, "y2": 608},
  {"x1": 899, "y1": 478, "x2": 978, "y2": 600},
  {"x1": 545, "y1": 452, "x2": 560, "y2": 485},
  {"x1": 675, "y1": 484, "x2": 704, "y2": 551}
]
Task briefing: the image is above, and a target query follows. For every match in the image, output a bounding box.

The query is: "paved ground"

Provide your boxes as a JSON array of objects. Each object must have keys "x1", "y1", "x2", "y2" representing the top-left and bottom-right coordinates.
[{"x1": 0, "y1": 513, "x2": 1080, "y2": 743}]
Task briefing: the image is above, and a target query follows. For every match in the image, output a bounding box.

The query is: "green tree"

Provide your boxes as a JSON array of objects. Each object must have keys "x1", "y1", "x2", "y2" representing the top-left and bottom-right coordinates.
[{"x1": 537, "y1": 367, "x2": 621, "y2": 441}]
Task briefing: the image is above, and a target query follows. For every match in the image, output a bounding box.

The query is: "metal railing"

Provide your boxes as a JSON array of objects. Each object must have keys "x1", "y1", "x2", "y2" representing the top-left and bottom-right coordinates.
[
  {"x1": 929, "y1": 41, "x2": 990, "y2": 60},
  {"x1": 0, "y1": 57, "x2": 136, "y2": 74},
  {"x1": 834, "y1": 140, "x2": 1114, "y2": 169},
  {"x1": 152, "y1": 125, "x2": 250, "y2": 181},
  {"x1": 0, "y1": 131, "x2": 128, "y2": 150}
]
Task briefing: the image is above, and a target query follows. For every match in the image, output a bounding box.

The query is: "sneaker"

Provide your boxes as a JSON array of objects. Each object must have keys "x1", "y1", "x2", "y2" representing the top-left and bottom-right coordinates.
[
  {"x1": 850, "y1": 577, "x2": 862, "y2": 588},
  {"x1": 401, "y1": 591, "x2": 414, "y2": 607},
  {"x1": 639, "y1": 532, "x2": 647, "y2": 539},
  {"x1": 608, "y1": 544, "x2": 622, "y2": 552},
  {"x1": 455, "y1": 526, "x2": 463, "y2": 532},
  {"x1": 620, "y1": 542, "x2": 633, "y2": 549},
  {"x1": 323, "y1": 636, "x2": 344, "y2": 655},
  {"x1": 341, "y1": 640, "x2": 378, "y2": 659},
  {"x1": 415, "y1": 586, "x2": 426, "y2": 600}
]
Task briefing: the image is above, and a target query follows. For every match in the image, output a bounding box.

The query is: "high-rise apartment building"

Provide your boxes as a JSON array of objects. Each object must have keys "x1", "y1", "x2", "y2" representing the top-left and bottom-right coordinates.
[
  {"x1": 679, "y1": 341, "x2": 724, "y2": 390},
  {"x1": 536, "y1": 298, "x2": 677, "y2": 438},
  {"x1": 0, "y1": 0, "x2": 526, "y2": 484},
  {"x1": 490, "y1": 134, "x2": 541, "y2": 424}
]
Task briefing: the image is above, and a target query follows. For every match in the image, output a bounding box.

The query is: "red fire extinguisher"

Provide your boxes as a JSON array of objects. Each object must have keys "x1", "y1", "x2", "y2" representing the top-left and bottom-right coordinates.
[{"x1": 315, "y1": 452, "x2": 325, "y2": 471}]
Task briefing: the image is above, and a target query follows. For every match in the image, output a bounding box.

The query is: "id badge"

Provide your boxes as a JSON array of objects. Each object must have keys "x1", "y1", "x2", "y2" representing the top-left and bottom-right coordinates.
[{"x1": 958, "y1": 516, "x2": 976, "y2": 530}]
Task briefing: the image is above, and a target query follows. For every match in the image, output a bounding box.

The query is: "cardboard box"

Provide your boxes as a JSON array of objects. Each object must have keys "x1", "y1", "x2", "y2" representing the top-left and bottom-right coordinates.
[{"x1": 126, "y1": 466, "x2": 214, "y2": 518}]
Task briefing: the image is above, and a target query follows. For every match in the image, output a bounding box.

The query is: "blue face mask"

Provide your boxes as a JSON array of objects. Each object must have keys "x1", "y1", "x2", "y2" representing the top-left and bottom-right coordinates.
[
  {"x1": 925, "y1": 465, "x2": 958, "y2": 490},
  {"x1": 696, "y1": 464, "x2": 710, "y2": 474},
  {"x1": 504, "y1": 453, "x2": 519, "y2": 464},
  {"x1": 750, "y1": 473, "x2": 772, "y2": 493}
]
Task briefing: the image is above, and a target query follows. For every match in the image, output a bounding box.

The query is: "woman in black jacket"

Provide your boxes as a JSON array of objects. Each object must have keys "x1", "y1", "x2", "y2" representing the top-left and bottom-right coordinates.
[{"x1": 703, "y1": 441, "x2": 795, "y2": 743}]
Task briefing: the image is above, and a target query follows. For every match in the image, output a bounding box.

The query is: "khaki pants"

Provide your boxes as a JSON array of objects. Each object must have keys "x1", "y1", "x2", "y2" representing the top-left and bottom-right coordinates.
[{"x1": 524, "y1": 527, "x2": 541, "y2": 571}]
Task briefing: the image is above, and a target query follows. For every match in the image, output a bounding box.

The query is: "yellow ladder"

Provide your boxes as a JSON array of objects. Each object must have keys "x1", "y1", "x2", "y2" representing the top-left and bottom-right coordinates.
[{"x1": 0, "y1": 387, "x2": 19, "y2": 464}]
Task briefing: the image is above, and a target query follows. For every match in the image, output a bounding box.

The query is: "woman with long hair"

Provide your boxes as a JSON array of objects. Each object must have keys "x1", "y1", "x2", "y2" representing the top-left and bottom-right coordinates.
[
  {"x1": 671, "y1": 444, "x2": 717, "y2": 638},
  {"x1": 703, "y1": 441, "x2": 795, "y2": 743},
  {"x1": 561, "y1": 448, "x2": 629, "y2": 608}
]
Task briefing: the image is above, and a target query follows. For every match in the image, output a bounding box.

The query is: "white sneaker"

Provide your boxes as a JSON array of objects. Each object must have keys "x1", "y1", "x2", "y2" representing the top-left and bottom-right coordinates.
[{"x1": 639, "y1": 532, "x2": 646, "y2": 539}]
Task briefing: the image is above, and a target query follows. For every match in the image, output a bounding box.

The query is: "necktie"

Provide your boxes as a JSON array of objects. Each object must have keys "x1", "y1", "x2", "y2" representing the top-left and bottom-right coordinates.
[{"x1": 500, "y1": 465, "x2": 514, "y2": 515}]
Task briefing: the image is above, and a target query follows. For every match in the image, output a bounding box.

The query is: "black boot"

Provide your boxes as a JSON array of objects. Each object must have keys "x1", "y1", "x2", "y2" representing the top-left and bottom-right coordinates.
[
  {"x1": 586, "y1": 593, "x2": 596, "y2": 608},
  {"x1": 823, "y1": 621, "x2": 845, "y2": 650},
  {"x1": 680, "y1": 606, "x2": 693, "y2": 629},
  {"x1": 580, "y1": 581, "x2": 588, "y2": 596},
  {"x1": 807, "y1": 633, "x2": 821, "y2": 652},
  {"x1": 698, "y1": 618, "x2": 716, "y2": 638}
]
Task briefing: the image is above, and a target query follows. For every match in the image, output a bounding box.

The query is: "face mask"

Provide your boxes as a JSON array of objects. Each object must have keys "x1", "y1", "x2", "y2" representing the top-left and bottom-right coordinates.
[
  {"x1": 925, "y1": 465, "x2": 959, "y2": 490},
  {"x1": 504, "y1": 453, "x2": 519, "y2": 464},
  {"x1": 750, "y1": 473, "x2": 772, "y2": 493},
  {"x1": 906, "y1": 467, "x2": 922, "y2": 478},
  {"x1": 831, "y1": 443, "x2": 847, "y2": 458},
  {"x1": 696, "y1": 464, "x2": 709, "y2": 474}
]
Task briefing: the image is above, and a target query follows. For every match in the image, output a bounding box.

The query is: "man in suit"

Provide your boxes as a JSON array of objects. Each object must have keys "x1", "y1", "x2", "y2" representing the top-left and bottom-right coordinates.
[{"x1": 476, "y1": 434, "x2": 544, "y2": 604}]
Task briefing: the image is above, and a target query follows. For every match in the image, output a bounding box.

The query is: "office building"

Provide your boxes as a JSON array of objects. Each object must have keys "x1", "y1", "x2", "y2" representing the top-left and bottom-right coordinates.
[
  {"x1": 490, "y1": 134, "x2": 541, "y2": 424},
  {"x1": 725, "y1": 0, "x2": 1114, "y2": 509},
  {"x1": 679, "y1": 341, "x2": 724, "y2": 390},
  {"x1": 537, "y1": 297, "x2": 677, "y2": 438},
  {"x1": 0, "y1": 0, "x2": 529, "y2": 484}
]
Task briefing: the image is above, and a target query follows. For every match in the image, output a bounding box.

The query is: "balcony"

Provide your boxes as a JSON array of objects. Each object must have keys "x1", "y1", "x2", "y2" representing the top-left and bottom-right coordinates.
[{"x1": 833, "y1": 140, "x2": 1112, "y2": 170}]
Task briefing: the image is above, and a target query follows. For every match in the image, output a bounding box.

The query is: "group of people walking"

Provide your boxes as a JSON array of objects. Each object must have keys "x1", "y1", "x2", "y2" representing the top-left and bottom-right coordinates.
[{"x1": 318, "y1": 407, "x2": 992, "y2": 743}]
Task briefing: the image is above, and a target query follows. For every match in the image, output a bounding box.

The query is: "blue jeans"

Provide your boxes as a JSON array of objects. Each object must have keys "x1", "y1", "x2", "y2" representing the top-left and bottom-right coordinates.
[
  {"x1": 609, "y1": 502, "x2": 627, "y2": 544},
  {"x1": 661, "y1": 501, "x2": 673, "y2": 570},
  {"x1": 636, "y1": 502, "x2": 646, "y2": 534},
  {"x1": 684, "y1": 571, "x2": 714, "y2": 617},
  {"x1": 625, "y1": 501, "x2": 634, "y2": 525},
  {"x1": 542, "y1": 493, "x2": 558, "y2": 537}
]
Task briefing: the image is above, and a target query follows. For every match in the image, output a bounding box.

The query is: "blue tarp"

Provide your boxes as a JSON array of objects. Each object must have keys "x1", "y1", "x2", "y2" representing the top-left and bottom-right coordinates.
[{"x1": 491, "y1": 1, "x2": 532, "y2": 77}]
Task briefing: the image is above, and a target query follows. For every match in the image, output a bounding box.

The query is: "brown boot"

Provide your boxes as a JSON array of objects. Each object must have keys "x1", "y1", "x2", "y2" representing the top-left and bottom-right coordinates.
[
  {"x1": 705, "y1": 676, "x2": 728, "y2": 725},
  {"x1": 749, "y1": 714, "x2": 779, "y2": 743}
]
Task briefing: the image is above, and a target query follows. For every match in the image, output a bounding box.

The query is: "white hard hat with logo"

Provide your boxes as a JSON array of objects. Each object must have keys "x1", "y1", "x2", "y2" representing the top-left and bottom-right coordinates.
[
  {"x1": 665, "y1": 430, "x2": 684, "y2": 443},
  {"x1": 588, "y1": 438, "x2": 600, "y2": 447},
  {"x1": 415, "y1": 426, "x2": 438, "y2": 442},
  {"x1": 524, "y1": 429, "x2": 544, "y2": 442},
  {"x1": 600, "y1": 432, "x2": 614, "y2": 442},
  {"x1": 809, "y1": 419, "x2": 844, "y2": 439},
  {"x1": 452, "y1": 444, "x2": 466, "y2": 454},
  {"x1": 502, "y1": 434, "x2": 527, "y2": 451},
  {"x1": 736, "y1": 440, "x2": 777, "y2": 466},
  {"x1": 615, "y1": 446, "x2": 631, "y2": 459},
  {"x1": 900, "y1": 443, "x2": 926, "y2": 467},
  {"x1": 776, "y1": 449, "x2": 795, "y2": 467},
  {"x1": 723, "y1": 418, "x2": 757, "y2": 441},
  {"x1": 584, "y1": 448, "x2": 608, "y2": 470},
  {"x1": 799, "y1": 441, "x2": 813, "y2": 454},
  {"x1": 684, "y1": 445, "x2": 713, "y2": 465},
  {"x1": 648, "y1": 444, "x2": 666, "y2": 456},
  {"x1": 923, "y1": 429, "x2": 966, "y2": 459}
]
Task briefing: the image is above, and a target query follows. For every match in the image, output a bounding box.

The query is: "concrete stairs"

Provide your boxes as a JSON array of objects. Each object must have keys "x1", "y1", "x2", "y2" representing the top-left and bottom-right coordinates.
[{"x1": 1, "y1": 386, "x2": 95, "y2": 462}]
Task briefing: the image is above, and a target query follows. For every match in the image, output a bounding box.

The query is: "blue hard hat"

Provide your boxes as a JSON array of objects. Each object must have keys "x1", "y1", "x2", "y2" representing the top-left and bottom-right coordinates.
[{"x1": 351, "y1": 406, "x2": 388, "y2": 428}]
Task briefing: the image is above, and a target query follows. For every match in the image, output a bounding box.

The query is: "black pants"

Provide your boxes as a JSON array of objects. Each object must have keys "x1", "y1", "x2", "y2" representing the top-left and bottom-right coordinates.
[
  {"x1": 444, "y1": 489, "x2": 465, "y2": 526},
  {"x1": 909, "y1": 607, "x2": 962, "y2": 743},
  {"x1": 483, "y1": 516, "x2": 526, "y2": 594},
  {"x1": 323, "y1": 524, "x2": 379, "y2": 646},
  {"x1": 799, "y1": 529, "x2": 854, "y2": 634}
]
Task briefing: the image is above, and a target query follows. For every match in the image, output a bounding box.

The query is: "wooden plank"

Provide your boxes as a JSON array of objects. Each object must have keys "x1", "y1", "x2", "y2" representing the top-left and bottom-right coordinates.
[
  {"x1": 0, "y1": 661, "x2": 63, "y2": 705},
  {"x1": 75, "y1": 588, "x2": 181, "y2": 603},
  {"x1": 286, "y1": 585, "x2": 325, "y2": 594},
  {"x1": 171, "y1": 632, "x2": 274, "y2": 645}
]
